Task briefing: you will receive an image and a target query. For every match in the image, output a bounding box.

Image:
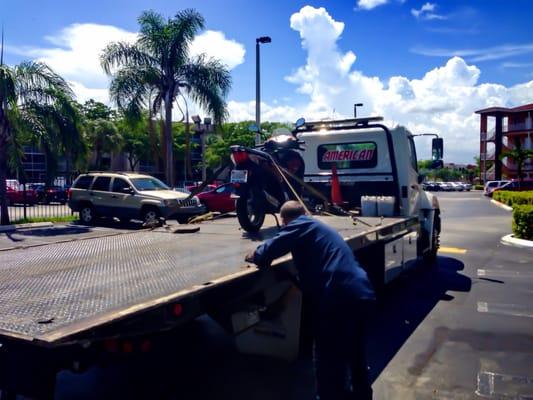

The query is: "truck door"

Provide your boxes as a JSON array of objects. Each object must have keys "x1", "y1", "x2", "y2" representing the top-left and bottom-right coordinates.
[{"x1": 406, "y1": 136, "x2": 420, "y2": 215}]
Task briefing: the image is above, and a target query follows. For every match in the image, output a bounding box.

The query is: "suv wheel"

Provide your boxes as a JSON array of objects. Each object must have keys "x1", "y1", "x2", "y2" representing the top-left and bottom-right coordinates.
[
  {"x1": 80, "y1": 204, "x2": 95, "y2": 225},
  {"x1": 142, "y1": 207, "x2": 160, "y2": 226}
]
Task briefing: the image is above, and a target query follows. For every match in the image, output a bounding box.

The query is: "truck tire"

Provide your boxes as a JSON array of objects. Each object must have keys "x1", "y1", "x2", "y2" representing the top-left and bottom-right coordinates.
[
  {"x1": 79, "y1": 204, "x2": 95, "y2": 225},
  {"x1": 423, "y1": 213, "x2": 440, "y2": 264},
  {"x1": 236, "y1": 191, "x2": 265, "y2": 233}
]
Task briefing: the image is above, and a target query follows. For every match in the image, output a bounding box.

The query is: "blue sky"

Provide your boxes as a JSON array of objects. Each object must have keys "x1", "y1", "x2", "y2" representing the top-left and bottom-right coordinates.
[{"x1": 3, "y1": 0, "x2": 533, "y2": 162}]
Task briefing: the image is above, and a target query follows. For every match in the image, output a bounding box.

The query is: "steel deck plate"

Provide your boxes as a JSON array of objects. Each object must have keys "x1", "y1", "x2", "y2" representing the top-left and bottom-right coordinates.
[{"x1": 0, "y1": 216, "x2": 409, "y2": 343}]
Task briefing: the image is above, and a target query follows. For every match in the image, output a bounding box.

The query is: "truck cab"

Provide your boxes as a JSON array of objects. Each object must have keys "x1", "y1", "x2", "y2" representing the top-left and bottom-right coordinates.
[{"x1": 295, "y1": 116, "x2": 442, "y2": 260}]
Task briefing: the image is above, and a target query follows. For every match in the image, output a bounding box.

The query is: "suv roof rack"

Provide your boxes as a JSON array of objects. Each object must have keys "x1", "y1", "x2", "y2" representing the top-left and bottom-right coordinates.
[{"x1": 296, "y1": 116, "x2": 384, "y2": 132}]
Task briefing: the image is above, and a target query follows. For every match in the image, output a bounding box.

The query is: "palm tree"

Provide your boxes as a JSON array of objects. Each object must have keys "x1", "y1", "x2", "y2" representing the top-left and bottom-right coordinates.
[
  {"x1": 25, "y1": 90, "x2": 87, "y2": 184},
  {"x1": 101, "y1": 9, "x2": 232, "y2": 185},
  {"x1": 0, "y1": 59, "x2": 76, "y2": 225},
  {"x1": 500, "y1": 137, "x2": 533, "y2": 182}
]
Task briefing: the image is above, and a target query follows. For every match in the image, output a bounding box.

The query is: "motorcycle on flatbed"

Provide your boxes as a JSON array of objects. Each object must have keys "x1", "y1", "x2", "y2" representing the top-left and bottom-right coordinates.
[{"x1": 230, "y1": 119, "x2": 306, "y2": 232}]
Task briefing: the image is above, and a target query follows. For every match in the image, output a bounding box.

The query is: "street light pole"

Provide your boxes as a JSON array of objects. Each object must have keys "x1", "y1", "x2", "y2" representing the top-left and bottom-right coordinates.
[{"x1": 255, "y1": 36, "x2": 271, "y2": 146}]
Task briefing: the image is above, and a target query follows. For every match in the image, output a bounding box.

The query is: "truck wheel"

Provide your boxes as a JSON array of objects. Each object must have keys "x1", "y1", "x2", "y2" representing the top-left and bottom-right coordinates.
[
  {"x1": 79, "y1": 204, "x2": 95, "y2": 225},
  {"x1": 236, "y1": 192, "x2": 265, "y2": 233},
  {"x1": 142, "y1": 207, "x2": 160, "y2": 226},
  {"x1": 423, "y1": 214, "x2": 440, "y2": 264}
]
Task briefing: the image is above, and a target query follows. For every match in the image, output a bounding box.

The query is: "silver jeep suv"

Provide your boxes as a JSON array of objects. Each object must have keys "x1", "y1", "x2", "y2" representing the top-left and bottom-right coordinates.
[{"x1": 68, "y1": 172, "x2": 205, "y2": 224}]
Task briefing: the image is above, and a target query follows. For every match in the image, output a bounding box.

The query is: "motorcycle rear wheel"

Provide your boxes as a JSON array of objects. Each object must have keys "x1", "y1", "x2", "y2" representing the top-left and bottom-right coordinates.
[{"x1": 236, "y1": 192, "x2": 265, "y2": 233}]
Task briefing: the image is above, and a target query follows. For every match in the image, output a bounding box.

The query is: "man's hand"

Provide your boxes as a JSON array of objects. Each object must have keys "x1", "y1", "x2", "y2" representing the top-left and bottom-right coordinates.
[{"x1": 245, "y1": 250, "x2": 256, "y2": 263}]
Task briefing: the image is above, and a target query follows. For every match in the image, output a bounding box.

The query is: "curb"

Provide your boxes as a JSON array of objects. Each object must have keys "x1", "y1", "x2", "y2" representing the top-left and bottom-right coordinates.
[
  {"x1": 501, "y1": 234, "x2": 533, "y2": 249},
  {"x1": 0, "y1": 221, "x2": 54, "y2": 233},
  {"x1": 490, "y1": 199, "x2": 513, "y2": 211}
]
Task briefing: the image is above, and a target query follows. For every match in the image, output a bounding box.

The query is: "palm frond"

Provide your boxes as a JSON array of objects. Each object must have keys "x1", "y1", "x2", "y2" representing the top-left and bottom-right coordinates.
[
  {"x1": 109, "y1": 66, "x2": 160, "y2": 118},
  {"x1": 168, "y1": 9, "x2": 205, "y2": 69},
  {"x1": 101, "y1": 42, "x2": 156, "y2": 75},
  {"x1": 0, "y1": 65, "x2": 16, "y2": 104},
  {"x1": 180, "y1": 55, "x2": 232, "y2": 123},
  {"x1": 14, "y1": 61, "x2": 73, "y2": 104}
]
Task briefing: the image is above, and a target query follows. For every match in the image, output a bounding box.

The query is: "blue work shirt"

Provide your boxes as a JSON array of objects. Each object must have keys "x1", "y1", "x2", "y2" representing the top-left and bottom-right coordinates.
[{"x1": 253, "y1": 215, "x2": 375, "y2": 303}]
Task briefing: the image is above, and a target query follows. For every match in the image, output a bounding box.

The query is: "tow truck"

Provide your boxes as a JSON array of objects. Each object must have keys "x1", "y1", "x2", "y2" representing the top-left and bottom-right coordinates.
[{"x1": 0, "y1": 116, "x2": 442, "y2": 399}]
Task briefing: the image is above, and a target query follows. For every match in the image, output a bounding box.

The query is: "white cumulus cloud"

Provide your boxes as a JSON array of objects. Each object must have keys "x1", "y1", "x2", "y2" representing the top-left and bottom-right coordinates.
[
  {"x1": 357, "y1": 0, "x2": 389, "y2": 10},
  {"x1": 190, "y1": 30, "x2": 245, "y2": 69},
  {"x1": 411, "y1": 2, "x2": 447, "y2": 20},
  {"x1": 8, "y1": 23, "x2": 245, "y2": 103},
  {"x1": 229, "y1": 6, "x2": 533, "y2": 163}
]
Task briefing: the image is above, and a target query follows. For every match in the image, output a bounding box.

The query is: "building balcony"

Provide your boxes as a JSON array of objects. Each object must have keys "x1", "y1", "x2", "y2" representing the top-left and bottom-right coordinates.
[
  {"x1": 480, "y1": 130, "x2": 496, "y2": 141},
  {"x1": 504, "y1": 120, "x2": 533, "y2": 133},
  {"x1": 480, "y1": 151, "x2": 495, "y2": 161}
]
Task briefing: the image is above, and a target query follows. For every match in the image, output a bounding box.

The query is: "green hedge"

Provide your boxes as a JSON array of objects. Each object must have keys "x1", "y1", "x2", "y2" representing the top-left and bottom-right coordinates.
[
  {"x1": 474, "y1": 184, "x2": 484, "y2": 190},
  {"x1": 512, "y1": 205, "x2": 533, "y2": 240},
  {"x1": 493, "y1": 191, "x2": 533, "y2": 206}
]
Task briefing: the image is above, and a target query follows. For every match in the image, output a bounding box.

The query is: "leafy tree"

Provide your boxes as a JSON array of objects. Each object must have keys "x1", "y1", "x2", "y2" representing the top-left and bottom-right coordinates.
[
  {"x1": 117, "y1": 116, "x2": 151, "y2": 171},
  {"x1": 101, "y1": 9, "x2": 232, "y2": 185},
  {"x1": 86, "y1": 119, "x2": 122, "y2": 170},
  {"x1": 500, "y1": 137, "x2": 533, "y2": 182},
  {"x1": 0, "y1": 60, "x2": 77, "y2": 224},
  {"x1": 204, "y1": 121, "x2": 290, "y2": 170},
  {"x1": 82, "y1": 99, "x2": 115, "y2": 121}
]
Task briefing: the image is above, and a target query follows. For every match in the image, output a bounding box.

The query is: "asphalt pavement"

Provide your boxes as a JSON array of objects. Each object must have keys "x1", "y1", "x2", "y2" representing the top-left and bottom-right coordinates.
[{"x1": 5, "y1": 191, "x2": 532, "y2": 399}]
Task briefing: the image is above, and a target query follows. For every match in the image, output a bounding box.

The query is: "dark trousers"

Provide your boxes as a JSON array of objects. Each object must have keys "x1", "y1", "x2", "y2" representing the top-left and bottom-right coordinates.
[{"x1": 314, "y1": 297, "x2": 374, "y2": 400}]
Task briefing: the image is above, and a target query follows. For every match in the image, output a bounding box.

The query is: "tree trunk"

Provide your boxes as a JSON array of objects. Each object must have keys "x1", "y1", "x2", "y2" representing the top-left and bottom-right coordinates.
[
  {"x1": 0, "y1": 129, "x2": 10, "y2": 225},
  {"x1": 164, "y1": 91, "x2": 174, "y2": 186}
]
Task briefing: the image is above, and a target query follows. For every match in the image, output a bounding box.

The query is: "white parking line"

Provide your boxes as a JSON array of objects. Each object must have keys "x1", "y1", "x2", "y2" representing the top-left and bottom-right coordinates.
[{"x1": 477, "y1": 302, "x2": 533, "y2": 319}]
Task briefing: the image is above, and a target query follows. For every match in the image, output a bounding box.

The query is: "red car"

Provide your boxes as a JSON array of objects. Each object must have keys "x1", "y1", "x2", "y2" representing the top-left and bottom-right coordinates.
[
  {"x1": 6, "y1": 185, "x2": 37, "y2": 205},
  {"x1": 196, "y1": 183, "x2": 237, "y2": 213},
  {"x1": 185, "y1": 184, "x2": 217, "y2": 194}
]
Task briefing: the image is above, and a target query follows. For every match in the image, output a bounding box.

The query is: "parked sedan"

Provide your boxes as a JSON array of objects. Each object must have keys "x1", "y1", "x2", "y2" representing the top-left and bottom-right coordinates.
[
  {"x1": 196, "y1": 183, "x2": 236, "y2": 213},
  {"x1": 437, "y1": 182, "x2": 453, "y2": 191}
]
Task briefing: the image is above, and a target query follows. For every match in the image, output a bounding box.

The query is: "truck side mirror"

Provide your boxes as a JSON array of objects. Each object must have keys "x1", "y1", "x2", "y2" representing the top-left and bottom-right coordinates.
[{"x1": 432, "y1": 138, "x2": 443, "y2": 162}]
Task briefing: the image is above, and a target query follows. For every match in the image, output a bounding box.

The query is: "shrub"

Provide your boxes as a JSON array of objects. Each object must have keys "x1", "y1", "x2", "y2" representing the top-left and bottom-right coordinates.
[
  {"x1": 512, "y1": 205, "x2": 533, "y2": 240},
  {"x1": 474, "y1": 184, "x2": 484, "y2": 190},
  {"x1": 493, "y1": 191, "x2": 533, "y2": 206}
]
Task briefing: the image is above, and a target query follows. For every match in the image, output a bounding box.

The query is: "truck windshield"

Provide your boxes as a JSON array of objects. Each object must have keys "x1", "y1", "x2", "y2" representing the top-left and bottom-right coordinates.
[{"x1": 131, "y1": 178, "x2": 169, "y2": 191}]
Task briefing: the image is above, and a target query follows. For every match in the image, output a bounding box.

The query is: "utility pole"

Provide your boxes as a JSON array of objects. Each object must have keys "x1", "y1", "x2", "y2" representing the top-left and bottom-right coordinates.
[{"x1": 255, "y1": 36, "x2": 271, "y2": 145}]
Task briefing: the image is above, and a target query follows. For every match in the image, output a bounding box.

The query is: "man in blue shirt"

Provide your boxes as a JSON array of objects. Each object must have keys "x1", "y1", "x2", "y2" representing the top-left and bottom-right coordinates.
[{"x1": 245, "y1": 201, "x2": 375, "y2": 400}]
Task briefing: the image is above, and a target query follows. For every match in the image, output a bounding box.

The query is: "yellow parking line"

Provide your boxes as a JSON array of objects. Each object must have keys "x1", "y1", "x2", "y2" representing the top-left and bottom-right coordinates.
[{"x1": 439, "y1": 246, "x2": 467, "y2": 254}]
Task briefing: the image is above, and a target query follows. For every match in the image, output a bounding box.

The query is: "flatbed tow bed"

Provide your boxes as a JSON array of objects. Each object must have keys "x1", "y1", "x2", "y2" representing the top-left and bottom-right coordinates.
[{"x1": 0, "y1": 215, "x2": 418, "y2": 398}]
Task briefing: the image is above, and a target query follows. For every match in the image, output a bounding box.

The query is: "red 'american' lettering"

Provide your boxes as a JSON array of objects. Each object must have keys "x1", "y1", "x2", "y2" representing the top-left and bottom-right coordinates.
[{"x1": 322, "y1": 148, "x2": 375, "y2": 162}]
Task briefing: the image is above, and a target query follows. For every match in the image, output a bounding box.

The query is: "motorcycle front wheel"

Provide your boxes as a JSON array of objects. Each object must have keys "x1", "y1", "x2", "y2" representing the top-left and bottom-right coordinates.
[{"x1": 236, "y1": 190, "x2": 266, "y2": 233}]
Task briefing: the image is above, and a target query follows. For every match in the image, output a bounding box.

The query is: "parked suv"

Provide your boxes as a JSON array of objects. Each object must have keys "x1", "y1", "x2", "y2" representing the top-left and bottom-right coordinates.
[{"x1": 68, "y1": 172, "x2": 206, "y2": 224}]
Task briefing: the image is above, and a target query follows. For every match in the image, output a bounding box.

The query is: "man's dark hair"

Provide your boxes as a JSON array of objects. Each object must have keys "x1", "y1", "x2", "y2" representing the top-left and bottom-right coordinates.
[{"x1": 280, "y1": 201, "x2": 306, "y2": 221}]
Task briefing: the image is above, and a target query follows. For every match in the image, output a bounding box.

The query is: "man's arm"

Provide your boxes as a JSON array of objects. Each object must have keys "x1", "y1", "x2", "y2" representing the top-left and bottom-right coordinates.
[{"x1": 246, "y1": 223, "x2": 302, "y2": 268}]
